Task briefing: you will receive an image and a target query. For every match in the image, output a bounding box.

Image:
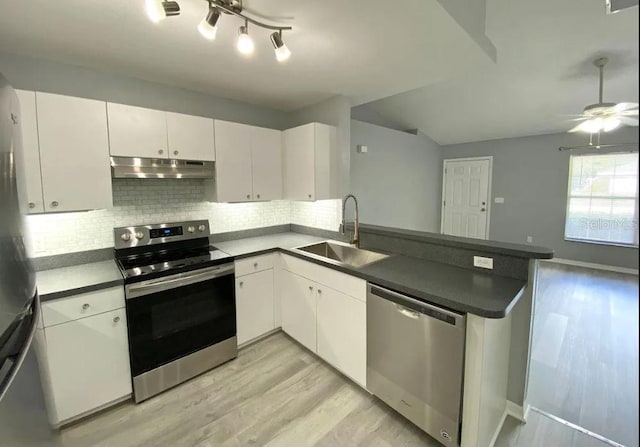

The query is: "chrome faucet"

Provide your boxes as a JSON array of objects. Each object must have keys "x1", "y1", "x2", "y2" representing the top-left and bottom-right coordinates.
[{"x1": 340, "y1": 194, "x2": 360, "y2": 247}]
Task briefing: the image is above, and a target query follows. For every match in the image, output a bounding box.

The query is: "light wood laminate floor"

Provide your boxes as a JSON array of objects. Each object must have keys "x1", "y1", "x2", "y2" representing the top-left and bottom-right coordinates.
[
  {"x1": 526, "y1": 262, "x2": 638, "y2": 447},
  {"x1": 59, "y1": 332, "x2": 440, "y2": 447}
]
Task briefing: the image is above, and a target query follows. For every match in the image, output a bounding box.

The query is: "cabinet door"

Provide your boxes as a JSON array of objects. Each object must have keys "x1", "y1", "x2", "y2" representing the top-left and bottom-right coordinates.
[
  {"x1": 284, "y1": 124, "x2": 316, "y2": 200},
  {"x1": 214, "y1": 120, "x2": 253, "y2": 202},
  {"x1": 280, "y1": 270, "x2": 317, "y2": 352},
  {"x1": 45, "y1": 308, "x2": 131, "y2": 423},
  {"x1": 107, "y1": 103, "x2": 168, "y2": 159},
  {"x1": 235, "y1": 269, "x2": 275, "y2": 345},
  {"x1": 317, "y1": 286, "x2": 366, "y2": 387},
  {"x1": 251, "y1": 127, "x2": 282, "y2": 201},
  {"x1": 36, "y1": 93, "x2": 112, "y2": 212},
  {"x1": 166, "y1": 112, "x2": 215, "y2": 161},
  {"x1": 15, "y1": 90, "x2": 44, "y2": 213}
]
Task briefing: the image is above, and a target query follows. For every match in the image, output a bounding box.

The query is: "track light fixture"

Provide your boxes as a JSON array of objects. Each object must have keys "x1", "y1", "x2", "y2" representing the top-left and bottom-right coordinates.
[
  {"x1": 270, "y1": 31, "x2": 291, "y2": 62},
  {"x1": 198, "y1": 5, "x2": 221, "y2": 40},
  {"x1": 145, "y1": 0, "x2": 180, "y2": 23},
  {"x1": 237, "y1": 21, "x2": 255, "y2": 56},
  {"x1": 145, "y1": 0, "x2": 292, "y2": 62}
]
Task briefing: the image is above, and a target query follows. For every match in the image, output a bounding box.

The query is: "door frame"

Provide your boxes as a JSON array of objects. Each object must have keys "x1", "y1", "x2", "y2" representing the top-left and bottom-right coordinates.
[{"x1": 440, "y1": 156, "x2": 493, "y2": 239}]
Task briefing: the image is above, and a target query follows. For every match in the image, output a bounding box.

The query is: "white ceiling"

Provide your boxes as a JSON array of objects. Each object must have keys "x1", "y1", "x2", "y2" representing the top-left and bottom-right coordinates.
[
  {"x1": 360, "y1": 0, "x2": 640, "y2": 145},
  {"x1": 0, "y1": 0, "x2": 495, "y2": 111}
]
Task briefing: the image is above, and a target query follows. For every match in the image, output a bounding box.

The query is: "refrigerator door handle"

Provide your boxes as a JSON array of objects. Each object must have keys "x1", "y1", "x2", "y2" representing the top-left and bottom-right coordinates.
[{"x1": 0, "y1": 294, "x2": 40, "y2": 402}]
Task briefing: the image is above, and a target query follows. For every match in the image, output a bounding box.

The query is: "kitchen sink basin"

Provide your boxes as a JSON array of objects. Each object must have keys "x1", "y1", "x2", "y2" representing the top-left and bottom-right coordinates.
[{"x1": 294, "y1": 241, "x2": 390, "y2": 268}]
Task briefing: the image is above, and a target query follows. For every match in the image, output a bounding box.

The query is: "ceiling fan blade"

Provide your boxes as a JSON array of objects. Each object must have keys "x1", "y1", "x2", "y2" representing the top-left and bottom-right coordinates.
[
  {"x1": 568, "y1": 122, "x2": 588, "y2": 133},
  {"x1": 614, "y1": 102, "x2": 639, "y2": 112},
  {"x1": 619, "y1": 116, "x2": 639, "y2": 127},
  {"x1": 618, "y1": 109, "x2": 639, "y2": 116}
]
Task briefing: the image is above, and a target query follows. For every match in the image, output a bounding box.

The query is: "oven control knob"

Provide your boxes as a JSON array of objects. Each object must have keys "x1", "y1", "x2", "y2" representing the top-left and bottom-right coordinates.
[
  {"x1": 121, "y1": 233, "x2": 132, "y2": 241},
  {"x1": 187, "y1": 226, "x2": 196, "y2": 233},
  {"x1": 197, "y1": 224, "x2": 206, "y2": 232},
  {"x1": 135, "y1": 232, "x2": 144, "y2": 240}
]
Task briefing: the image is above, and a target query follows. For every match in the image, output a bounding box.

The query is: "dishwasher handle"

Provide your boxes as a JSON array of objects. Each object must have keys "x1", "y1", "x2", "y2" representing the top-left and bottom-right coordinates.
[{"x1": 369, "y1": 284, "x2": 465, "y2": 327}]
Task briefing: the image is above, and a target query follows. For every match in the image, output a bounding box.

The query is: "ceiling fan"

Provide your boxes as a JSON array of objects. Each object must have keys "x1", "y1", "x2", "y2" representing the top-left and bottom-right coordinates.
[{"x1": 568, "y1": 57, "x2": 639, "y2": 134}]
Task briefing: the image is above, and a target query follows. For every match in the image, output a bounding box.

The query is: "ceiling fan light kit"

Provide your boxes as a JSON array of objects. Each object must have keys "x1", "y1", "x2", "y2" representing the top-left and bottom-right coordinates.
[
  {"x1": 568, "y1": 56, "x2": 639, "y2": 135},
  {"x1": 146, "y1": 0, "x2": 293, "y2": 62}
]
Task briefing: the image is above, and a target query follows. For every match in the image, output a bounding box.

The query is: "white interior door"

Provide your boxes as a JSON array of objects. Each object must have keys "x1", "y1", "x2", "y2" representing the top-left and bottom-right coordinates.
[{"x1": 441, "y1": 158, "x2": 491, "y2": 239}]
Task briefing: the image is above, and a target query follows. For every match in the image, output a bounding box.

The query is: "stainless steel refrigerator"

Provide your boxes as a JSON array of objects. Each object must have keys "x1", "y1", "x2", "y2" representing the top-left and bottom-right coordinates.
[{"x1": 0, "y1": 73, "x2": 61, "y2": 446}]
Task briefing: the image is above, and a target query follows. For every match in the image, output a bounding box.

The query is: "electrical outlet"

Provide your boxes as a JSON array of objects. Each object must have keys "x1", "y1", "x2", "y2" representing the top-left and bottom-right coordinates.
[
  {"x1": 356, "y1": 144, "x2": 368, "y2": 153},
  {"x1": 494, "y1": 197, "x2": 505, "y2": 203},
  {"x1": 473, "y1": 256, "x2": 494, "y2": 269},
  {"x1": 526, "y1": 236, "x2": 533, "y2": 243},
  {"x1": 34, "y1": 237, "x2": 47, "y2": 254}
]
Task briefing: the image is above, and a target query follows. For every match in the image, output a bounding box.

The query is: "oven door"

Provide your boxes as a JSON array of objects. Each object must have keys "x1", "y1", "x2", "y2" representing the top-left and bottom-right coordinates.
[{"x1": 124, "y1": 263, "x2": 235, "y2": 378}]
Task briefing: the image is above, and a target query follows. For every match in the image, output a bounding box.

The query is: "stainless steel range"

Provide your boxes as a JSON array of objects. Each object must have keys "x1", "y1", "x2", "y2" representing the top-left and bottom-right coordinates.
[{"x1": 114, "y1": 220, "x2": 236, "y2": 403}]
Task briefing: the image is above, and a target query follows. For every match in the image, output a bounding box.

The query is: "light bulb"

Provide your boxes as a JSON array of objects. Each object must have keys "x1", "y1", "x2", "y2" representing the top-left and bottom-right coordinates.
[
  {"x1": 237, "y1": 26, "x2": 254, "y2": 55},
  {"x1": 580, "y1": 118, "x2": 603, "y2": 133},
  {"x1": 270, "y1": 31, "x2": 291, "y2": 62},
  {"x1": 145, "y1": 0, "x2": 166, "y2": 23},
  {"x1": 198, "y1": 8, "x2": 220, "y2": 40},
  {"x1": 602, "y1": 116, "x2": 621, "y2": 132}
]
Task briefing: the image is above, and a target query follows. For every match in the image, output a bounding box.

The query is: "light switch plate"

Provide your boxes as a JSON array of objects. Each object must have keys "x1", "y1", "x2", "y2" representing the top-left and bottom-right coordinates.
[
  {"x1": 473, "y1": 256, "x2": 494, "y2": 269},
  {"x1": 494, "y1": 197, "x2": 505, "y2": 203},
  {"x1": 356, "y1": 145, "x2": 368, "y2": 153}
]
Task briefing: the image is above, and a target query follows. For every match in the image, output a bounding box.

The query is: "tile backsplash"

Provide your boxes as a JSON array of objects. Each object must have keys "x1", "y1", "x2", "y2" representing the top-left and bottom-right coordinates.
[{"x1": 26, "y1": 179, "x2": 341, "y2": 257}]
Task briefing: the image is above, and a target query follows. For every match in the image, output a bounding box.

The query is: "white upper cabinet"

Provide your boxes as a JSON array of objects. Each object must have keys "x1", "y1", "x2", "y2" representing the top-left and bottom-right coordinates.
[
  {"x1": 107, "y1": 103, "x2": 168, "y2": 159},
  {"x1": 283, "y1": 122, "x2": 338, "y2": 201},
  {"x1": 15, "y1": 89, "x2": 44, "y2": 213},
  {"x1": 210, "y1": 121, "x2": 283, "y2": 202},
  {"x1": 213, "y1": 120, "x2": 253, "y2": 202},
  {"x1": 251, "y1": 126, "x2": 283, "y2": 201},
  {"x1": 166, "y1": 112, "x2": 215, "y2": 161},
  {"x1": 36, "y1": 92, "x2": 112, "y2": 212}
]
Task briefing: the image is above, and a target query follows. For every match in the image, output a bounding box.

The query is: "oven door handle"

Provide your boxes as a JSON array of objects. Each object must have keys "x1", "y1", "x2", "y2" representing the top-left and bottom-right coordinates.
[{"x1": 125, "y1": 264, "x2": 234, "y2": 299}]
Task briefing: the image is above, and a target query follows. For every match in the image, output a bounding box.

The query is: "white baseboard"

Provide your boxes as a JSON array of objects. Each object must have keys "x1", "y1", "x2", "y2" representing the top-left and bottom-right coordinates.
[
  {"x1": 488, "y1": 407, "x2": 509, "y2": 447},
  {"x1": 506, "y1": 401, "x2": 527, "y2": 422},
  {"x1": 543, "y1": 258, "x2": 638, "y2": 276}
]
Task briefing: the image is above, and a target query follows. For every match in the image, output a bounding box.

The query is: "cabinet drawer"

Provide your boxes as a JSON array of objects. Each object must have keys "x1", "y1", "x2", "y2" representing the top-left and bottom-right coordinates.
[
  {"x1": 42, "y1": 287, "x2": 125, "y2": 327},
  {"x1": 235, "y1": 253, "x2": 275, "y2": 277},
  {"x1": 281, "y1": 254, "x2": 366, "y2": 302}
]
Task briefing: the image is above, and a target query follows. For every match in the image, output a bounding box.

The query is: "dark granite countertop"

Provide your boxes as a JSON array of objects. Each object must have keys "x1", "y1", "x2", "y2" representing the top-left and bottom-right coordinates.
[
  {"x1": 358, "y1": 223, "x2": 554, "y2": 259},
  {"x1": 35, "y1": 232, "x2": 529, "y2": 318},
  {"x1": 36, "y1": 260, "x2": 124, "y2": 301}
]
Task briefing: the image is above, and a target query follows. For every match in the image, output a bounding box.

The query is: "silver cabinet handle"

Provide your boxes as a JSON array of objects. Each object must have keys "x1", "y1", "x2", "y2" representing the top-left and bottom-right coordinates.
[
  {"x1": 308, "y1": 286, "x2": 313, "y2": 291},
  {"x1": 481, "y1": 208, "x2": 486, "y2": 212},
  {"x1": 28, "y1": 202, "x2": 35, "y2": 209},
  {"x1": 246, "y1": 194, "x2": 251, "y2": 199},
  {"x1": 113, "y1": 316, "x2": 120, "y2": 323},
  {"x1": 317, "y1": 289, "x2": 322, "y2": 294},
  {"x1": 308, "y1": 194, "x2": 312, "y2": 198},
  {"x1": 173, "y1": 150, "x2": 179, "y2": 156},
  {"x1": 253, "y1": 262, "x2": 258, "y2": 268},
  {"x1": 82, "y1": 303, "x2": 90, "y2": 310},
  {"x1": 158, "y1": 149, "x2": 164, "y2": 155},
  {"x1": 50, "y1": 201, "x2": 59, "y2": 208},
  {"x1": 239, "y1": 281, "x2": 244, "y2": 287}
]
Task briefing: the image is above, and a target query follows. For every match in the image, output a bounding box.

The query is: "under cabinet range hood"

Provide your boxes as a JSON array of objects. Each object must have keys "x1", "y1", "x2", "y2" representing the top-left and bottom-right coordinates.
[{"x1": 110, "y1": 157, "x2": 215, "y2": 179}]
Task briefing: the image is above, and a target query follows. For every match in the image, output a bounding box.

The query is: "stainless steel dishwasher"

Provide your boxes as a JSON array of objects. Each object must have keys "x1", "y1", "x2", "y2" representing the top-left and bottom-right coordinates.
[{"x1": 367, "y1": 284, "x2": 466, "y2": 446}]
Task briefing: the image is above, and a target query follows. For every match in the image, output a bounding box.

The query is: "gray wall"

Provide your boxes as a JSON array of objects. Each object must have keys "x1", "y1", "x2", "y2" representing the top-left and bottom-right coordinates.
[
  {"x1": 444, "y1": 128, "x2": 639, "y2": 269},
  {"x1": 350, "y1": 120, "x2": 443, "y2": 232},
  {"x1": 0, "y1": 52, "x2": 290, "y2": 129}
]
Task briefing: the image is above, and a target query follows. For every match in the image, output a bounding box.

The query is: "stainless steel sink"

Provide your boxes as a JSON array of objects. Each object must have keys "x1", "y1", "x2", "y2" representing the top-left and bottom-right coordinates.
[{"x1": 294, "y1": 241, "x2": 390, "y2": 268}]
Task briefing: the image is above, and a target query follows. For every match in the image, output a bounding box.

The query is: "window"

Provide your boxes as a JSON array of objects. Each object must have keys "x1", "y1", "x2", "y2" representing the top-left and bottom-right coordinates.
[{"x1": 565, "y1": 152, "x2": 639, "y2": 247}]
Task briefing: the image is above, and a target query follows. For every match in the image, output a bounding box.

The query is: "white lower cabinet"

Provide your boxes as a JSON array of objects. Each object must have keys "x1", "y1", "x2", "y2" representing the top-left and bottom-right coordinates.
[
  {"x1": 38, "y1": 288, "x2": 131, "y2": 425},
  {"x1": 279, "y1": 255, "x2": 367, "y2": 388},
  {"x1": 280, "y1": 270, "x2": 317, "y2": 353},
  {"x1": 235, "y1": 269, "x2": 275, "y2": 346},
  {"x1": 316, "y1": 286, "x2": 366, "y2": 387}
]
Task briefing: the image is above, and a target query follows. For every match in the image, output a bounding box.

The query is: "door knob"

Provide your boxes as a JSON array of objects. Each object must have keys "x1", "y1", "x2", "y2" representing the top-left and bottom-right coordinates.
[
  {"x1": 113, "y1": 316, "x2": 120, "y2": 323},
  {"x1": 246, "y1": 194, "x2": 251, "y2": 199},
  {"x1": 239, "y1": 281, "x2": 244, "y2": 287},
  {"x1": 481, "y1": 208, "x2": 486, "y2": 212},
  {"x1": 174, "y1": 150, "x2": 179, "y2": 156},
  {"x1": 82, "y1": 303, "x2": 90, "y2": 310},
  {"x1": 50, "y1": 201, "x2": 59, "y2": 208},
  {"x1": 158, "y1": 149, "x2": 164, "y2": 155},
  {"x1": 28, "y1": 202, "x2": 35, "y2": 209},
  {"x1": 256, "y1": 194, "x2": 260, "y2": 199}
]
